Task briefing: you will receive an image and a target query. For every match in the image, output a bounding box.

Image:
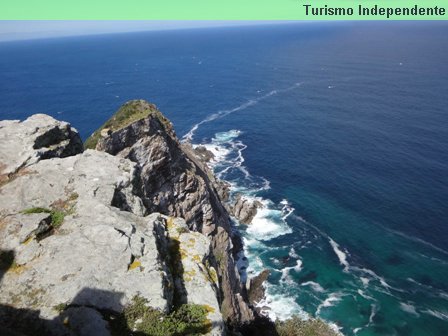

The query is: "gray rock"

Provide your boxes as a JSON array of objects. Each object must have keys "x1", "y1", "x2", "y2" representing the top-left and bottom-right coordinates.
[
  {"x1": 248, "y1": 269, "x2": 270, "y2": 307},
  {"x1": 231, "y1": 194, "x2": 263, "y2": 225},
  {"x1": 194, "y1": 145, "x2": 215, "y2": 163},
  {"x1": 93, "y1": 100, "x2": 254, "y2": 325},
  {"x1": 0, "y1": 105, "x2": 269, "y2": 334},
  {"x1": 166, "y1": 216, "x2": 224, "y2": 336},
  {"x1": 0, "y1": 114, "x2": 83, "y2": 186},
  {"x1": 0, "y1": 150, "x2": 173, "y2": 335}
]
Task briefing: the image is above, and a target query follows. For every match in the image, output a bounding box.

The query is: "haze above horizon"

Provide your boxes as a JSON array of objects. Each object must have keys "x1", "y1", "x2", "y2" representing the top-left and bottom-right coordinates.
[{"x1": 0, "y1": 20, "x2": 296, "y2": 42}]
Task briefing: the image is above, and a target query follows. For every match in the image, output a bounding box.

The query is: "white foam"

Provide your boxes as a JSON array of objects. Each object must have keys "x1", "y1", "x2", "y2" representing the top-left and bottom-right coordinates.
[
  {"x1": 289, "y1": 247, "x2": 299, "y2": 259},
  {"x1": 422, "y1": 309, "x2": 448, "y2": 321},
  {"x1": 257, "y1": 288, "x2": 308, "y2": 321},
  {"x1": 189, "y1": 126, "x2": 303, "y2": 322},
  {"x1": 235, "y1": 250, "x2": 249, "y2": 283},
  {"x1": 280, "y1": 259, "x2": 303, "y2": 284},
  {"x1": 399, "y1": 302, "x2": 420, "y2": 317},
  {"x1": 360, "y1": 277, "x2": 370, "y2": 287},
  {"x1": 328, "y1": 238, "x2": 350, "y2": 272},
  {"x1": 301, "y1": 281, "x2": 325, "y2": 293},
  {"x1": 384, "y1": 227, "x2": 448, "y2": 256},
  {"x1": 182, "y1": 82, "x2": 302, "y2": 142},
  {"x1": 357, "y1": 289, "x2": 375, "y2": 301},
  {"x1": 351, "y1": 266, "x2": 393, "y2": 290},
  {"x1": 281, "y1": 199, "x2": 295, "y2": 221},
  {"x1": 200, "y1": 143, "x2": 231, "y2": 166},
  {"x1": 368, "y1": 304, "x2": 377, "y2": 324},
  {"x1": 246, "y1": 203, "x2": 293, "y2": 241},
  {"x1": 316, "y1": 293, "x2": 343, "y2": 316},
  {"x1": 327, "y1": 322, "x2": 344, "y2": 335}
]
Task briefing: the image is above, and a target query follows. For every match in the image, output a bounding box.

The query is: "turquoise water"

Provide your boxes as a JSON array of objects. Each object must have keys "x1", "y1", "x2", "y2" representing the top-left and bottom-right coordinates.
[{"x1": 0, "y1": 22, "x2": 447, "y2": 335}]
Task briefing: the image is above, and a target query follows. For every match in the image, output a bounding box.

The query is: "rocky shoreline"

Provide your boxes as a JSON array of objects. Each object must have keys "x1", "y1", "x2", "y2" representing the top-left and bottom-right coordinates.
[{"x1": 0, "y1": 100, "x2": 273, "y2": 335}]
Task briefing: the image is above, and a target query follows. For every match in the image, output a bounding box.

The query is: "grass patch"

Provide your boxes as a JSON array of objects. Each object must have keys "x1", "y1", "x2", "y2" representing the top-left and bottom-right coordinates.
[
  {"x1": 50, "y1": 210, "x2": 65, "y2": 228},
  {"x1": 84, "y1": 99, "x2": 171, "y2": 149},
  {"x1": 110, "y1": 295, "x2": 212, "y2": 336},
  {"x1": 21, "y1": 193, "x2": 77, "y2": 233},
  {"x1": 275, "y1": 315, "x2": 339, "y2": 336},
  {"x1": 21, "y1": 207, "x2": 65, "y2": 229},
  {"x1": 21, "y1": 207, "x2": 51, "y2": 215}
]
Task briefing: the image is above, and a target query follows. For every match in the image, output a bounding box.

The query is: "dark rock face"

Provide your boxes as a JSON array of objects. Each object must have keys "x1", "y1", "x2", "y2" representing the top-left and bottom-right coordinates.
[
  {"x1": 194, "y1": 145, "x2": 215, "y2": 163},
  {"x1": 92, "y1": 100, "x2": 254, "y2": 325},
  {"x1": 232, "y1": 194, "x2": 263, "y2": 225},
  {"x1": 248, "y1": 269, "x2": 270, "y2": 306}
]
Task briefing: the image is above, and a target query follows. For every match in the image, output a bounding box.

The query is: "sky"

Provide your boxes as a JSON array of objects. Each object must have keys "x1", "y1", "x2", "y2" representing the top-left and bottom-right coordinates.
[{"x1": 0, "y1": 21, "x2": 289, "y2": 42}]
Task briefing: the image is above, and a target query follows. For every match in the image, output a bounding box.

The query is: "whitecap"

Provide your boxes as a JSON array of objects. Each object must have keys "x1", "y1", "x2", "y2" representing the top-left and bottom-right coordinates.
[
  {"x1": 301, "y1": 281, "x2": 325, "y2": 293},
  {"x1": 257, "y1": 288, "x2": 308, "y2": 321},
  {"x1": 351, "y1": 266, "x2": 393, "y2": 290},
  {"x1": 289, "y1": 247, "x2": 299, "y2": 259},
  {"x1": 360, "y1": 277, "x2": 370, "y2": 287},
  {"x1": 399, "y1": 302, "x2": 420, "y2": 317},
  {"x1": 368, "y1": 304, "x2": 378, "y2": 324},
  {"x1": 422, "y1": 309, "x2": 448, "y2": 321},
  {"x1": 182, "y1": 82, "x2": 303, "y2": 142},
  {"x1": 280, "y1": 259, "x2": 303, "y2": 284},
  {"x1": 316, "y1": 292, "x2": 343, "y2": 316},
  {"x1": 246, "y1": 202, "x2": 293, "y2": 241},
  {"x1": 357, "y1": 289, "x2": 375, "y2": 301},
  {"x1": 328, "y1": 238, "x2": 350, "y2": 272}
]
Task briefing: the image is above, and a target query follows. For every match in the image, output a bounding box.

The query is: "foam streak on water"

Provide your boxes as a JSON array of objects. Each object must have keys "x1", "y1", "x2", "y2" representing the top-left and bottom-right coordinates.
[{"x1": 182, "y1": 82, "x2": 302, "y2": 142}]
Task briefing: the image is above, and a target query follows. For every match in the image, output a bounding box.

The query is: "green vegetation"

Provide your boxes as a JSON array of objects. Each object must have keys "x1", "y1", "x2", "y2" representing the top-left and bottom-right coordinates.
[
  {"x1": 176, "y1": 226, "x2": 189, "y2": 235},
  {"x1": 53, "y1": 303, "x2": 68, "y2": 313},
  {"x1": 21, "y1": 207, "x2": 51, "y2": 215},
  {"x1": 84, "y1": 99, "x2": 171, "y2": 149},
  {"x1": 21, "y1": 207, "x2": 65, "y2": 229},
  {"x1": 110, "y1": 295, "x2": 212, "y2": 336},
  {"x1": 50, "y1": 210, "x2": 65, "y2": 228},
  {"x1": 21, "y1": 194, "x2": 77, "y2": 232},
  {"x1": 275, "y1": 315, "x2": 339, "y2": 336}
]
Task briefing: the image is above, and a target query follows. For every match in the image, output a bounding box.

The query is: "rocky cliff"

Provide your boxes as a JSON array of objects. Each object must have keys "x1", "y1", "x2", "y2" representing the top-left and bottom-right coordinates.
[{"x1": 0, "y1": 101, "x2": 268, "y2": 336}]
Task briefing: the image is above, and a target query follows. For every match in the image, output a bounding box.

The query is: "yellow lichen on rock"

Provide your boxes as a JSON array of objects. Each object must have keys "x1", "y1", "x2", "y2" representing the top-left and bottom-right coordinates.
[{"x1": 128, "y1": 259, "x2": 141, "y2": 271}]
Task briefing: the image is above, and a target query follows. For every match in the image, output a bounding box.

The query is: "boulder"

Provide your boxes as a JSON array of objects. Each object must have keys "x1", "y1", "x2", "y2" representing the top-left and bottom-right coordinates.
[
  {"x1": 231, "y1": 195, "x2": 263, "y2": 225},
  {"x1": 0, "y1": 114, "x2": 83, "y2": 186}
]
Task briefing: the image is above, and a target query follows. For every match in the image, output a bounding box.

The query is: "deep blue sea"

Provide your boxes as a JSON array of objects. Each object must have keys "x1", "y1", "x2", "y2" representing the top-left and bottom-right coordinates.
[{"x1": 1, "y1": 22, "x2": 447, "y2": 335}]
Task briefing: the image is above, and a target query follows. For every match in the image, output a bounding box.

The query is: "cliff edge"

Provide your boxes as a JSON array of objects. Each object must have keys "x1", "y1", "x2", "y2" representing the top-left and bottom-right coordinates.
[{"x1": 0, "y1": 101, "x2": 269, "y2": 336}]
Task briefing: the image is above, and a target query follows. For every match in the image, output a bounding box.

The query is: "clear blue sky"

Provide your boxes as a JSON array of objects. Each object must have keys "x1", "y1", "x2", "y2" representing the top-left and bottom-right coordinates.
[{"x1": 0, "y1": 21, "x2": 290, "y2": 42}]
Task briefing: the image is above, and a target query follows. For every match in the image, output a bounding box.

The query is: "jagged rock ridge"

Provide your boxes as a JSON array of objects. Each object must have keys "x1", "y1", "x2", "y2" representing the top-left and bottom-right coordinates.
[
  {"x1": 0, "y1": 102, "x2": 269, "y2": 335},
  {"x1": 88, "y1": 100, "x2": 254, "y2": 325}
]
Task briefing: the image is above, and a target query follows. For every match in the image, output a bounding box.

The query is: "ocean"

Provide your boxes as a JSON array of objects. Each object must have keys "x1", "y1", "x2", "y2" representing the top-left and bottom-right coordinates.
[{"x1": 0, "y1": 22, "x2": 447, "y2": 335}]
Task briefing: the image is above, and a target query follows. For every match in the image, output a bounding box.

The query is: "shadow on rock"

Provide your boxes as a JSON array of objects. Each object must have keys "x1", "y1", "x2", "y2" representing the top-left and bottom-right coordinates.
[
  {"x1": 0, "y1": 249, "x2": 15, "y2": 282},
  {"x1": 0, "y1": 287, "x2": 142, "y2": 336}
]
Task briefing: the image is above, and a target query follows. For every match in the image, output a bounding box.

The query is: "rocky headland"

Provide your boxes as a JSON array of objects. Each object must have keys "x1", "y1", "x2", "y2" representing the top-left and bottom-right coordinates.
[{"x1": 0, "y1": 100, "x2": 274, "y2": 336}]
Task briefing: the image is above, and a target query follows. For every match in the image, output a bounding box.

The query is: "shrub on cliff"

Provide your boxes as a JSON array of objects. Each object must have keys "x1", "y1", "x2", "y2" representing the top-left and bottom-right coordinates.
[
  {"x1": 275, "y1": 315, "x2": 339, "y2": 336},
  {"x1": 110, "y1": 295, "x2": 212, "y2": 336},
  {"x1": 84, "y1": 99, "x2": 171, "y2": 149}
]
